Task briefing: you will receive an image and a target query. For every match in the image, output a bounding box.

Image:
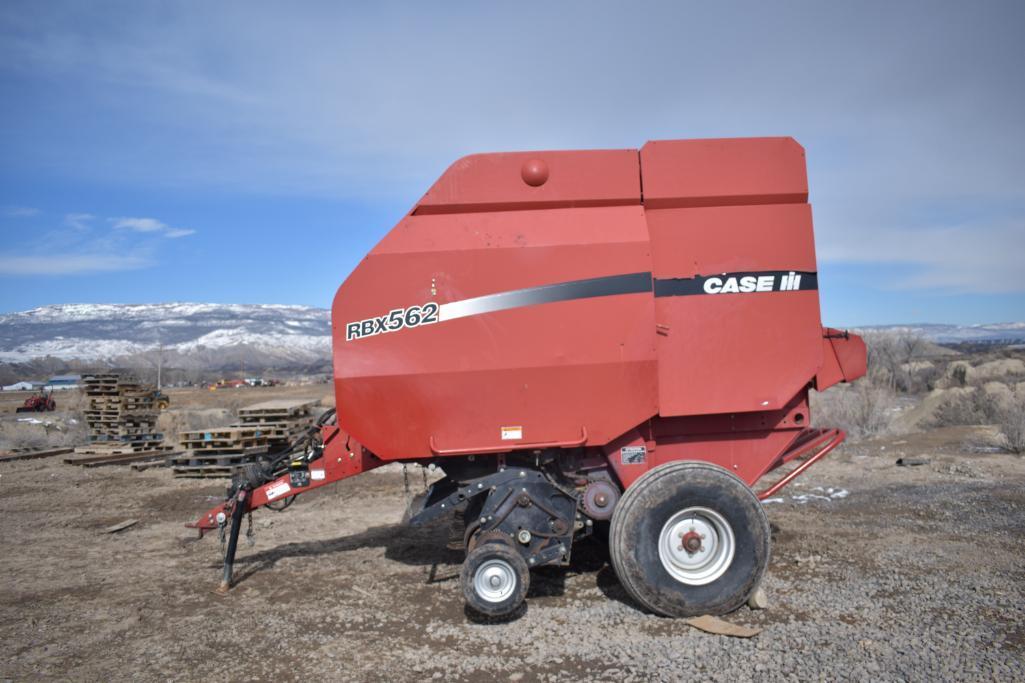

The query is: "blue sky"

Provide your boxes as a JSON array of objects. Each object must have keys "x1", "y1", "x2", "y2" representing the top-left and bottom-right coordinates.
[{"x1": 1, "y1": 1, "x2": 1023, "y2": 325}]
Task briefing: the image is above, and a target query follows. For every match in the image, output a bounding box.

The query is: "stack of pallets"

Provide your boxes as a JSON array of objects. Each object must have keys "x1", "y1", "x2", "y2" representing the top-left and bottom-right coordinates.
[
  {"x1": 169, "y1": 399, "x2": 317, "y2": 477},
  {"x1": 75, "y1": 374, "x2": 172, "y2": 458}
]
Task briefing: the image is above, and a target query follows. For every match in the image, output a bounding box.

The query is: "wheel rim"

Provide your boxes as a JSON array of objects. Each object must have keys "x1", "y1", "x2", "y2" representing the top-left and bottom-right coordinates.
[
  {"x1": 658, "y1": 506, "x2": 735, "y2": 586},
  {"x1": 473, "y1": 558, "x2": 517, "y2": 603}
]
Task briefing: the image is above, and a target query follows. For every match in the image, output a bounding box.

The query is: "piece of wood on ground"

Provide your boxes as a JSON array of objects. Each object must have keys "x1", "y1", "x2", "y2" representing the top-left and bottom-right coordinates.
[
  {"x1": 65, "y1": 451, "x2": 180, "y2": 467},
  {"x1": 104, "y1": 519, "x2": 138, "y2": 534},
  {"x1": 0, "y1": 447, "x2": 74, "y2": 462},
  {"x1": 131, "y1": 459, "x2": 169, "y2": 471},
  {"x1": 684, "y1": 615, "x2": 762, "y2": 638}
]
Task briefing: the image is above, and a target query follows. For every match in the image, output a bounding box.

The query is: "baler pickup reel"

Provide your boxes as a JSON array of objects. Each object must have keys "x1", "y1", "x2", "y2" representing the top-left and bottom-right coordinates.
[{"x1": 407, "y1": 466, "x2": 580, "y2": 569}]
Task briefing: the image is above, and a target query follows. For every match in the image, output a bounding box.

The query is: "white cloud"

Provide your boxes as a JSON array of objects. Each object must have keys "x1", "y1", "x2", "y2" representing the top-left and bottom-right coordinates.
[
  {"x1": 819, "y1": 219, "x2": 1025, "y2": 293},
  {"x1": 0, "y1": 212, "x2": 190, "y2": 276},
  {"x1": 64, "y1": 212, "x2": 94, "y2": 231},
  {"x1": 112, "y1": 216, "x2": 195, "y2": 238},
  {"x1": 5, "y1": 206, "x2": 39, "y2": 217},
  {"x1": 0, "y1": 253, "x2": 152, "y2": 275},
  {"x1": 112, "y1": 216, "x2": 167, "y2": 232}
]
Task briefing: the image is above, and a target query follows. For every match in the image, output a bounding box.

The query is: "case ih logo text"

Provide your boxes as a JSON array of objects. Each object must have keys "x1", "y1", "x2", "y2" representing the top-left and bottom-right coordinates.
[
  {"x1": 346, "y1": 302, "x2": 439, "y2": 341},
  {"x1": 703, "y1": 271, "x2": 807, "y2": 294}
]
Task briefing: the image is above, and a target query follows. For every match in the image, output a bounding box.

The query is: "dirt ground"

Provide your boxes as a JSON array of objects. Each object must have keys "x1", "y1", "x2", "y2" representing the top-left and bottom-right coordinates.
[{"x1": 2, "y1": 425, "x2": 1024, "y2": 681}]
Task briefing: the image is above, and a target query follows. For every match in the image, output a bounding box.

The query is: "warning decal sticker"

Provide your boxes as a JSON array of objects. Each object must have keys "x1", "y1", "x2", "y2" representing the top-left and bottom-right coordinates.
[
  {"x1": 621, "y1": 445, "x2": 646, "y2": 465},
  {"x1": 501, "y1": 426, "x2": 523, "y2": 441},
  {"x1": 266, "y1": 481, "x2": 291, "y2": 500}
]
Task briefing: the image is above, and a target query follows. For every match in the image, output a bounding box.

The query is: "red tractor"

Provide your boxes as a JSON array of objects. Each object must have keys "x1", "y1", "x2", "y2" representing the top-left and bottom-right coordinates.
[
  {"x1": 16, "y1": 390, "x2": 56, "y2": 413},
  {"x1": 191, "y1": 137, "x2": 866, "y2": 618}
]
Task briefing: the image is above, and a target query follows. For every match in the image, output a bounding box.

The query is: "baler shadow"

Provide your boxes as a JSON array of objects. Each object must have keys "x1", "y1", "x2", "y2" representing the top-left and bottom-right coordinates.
[
  {"x1": 574, "y1": 536, "x2": 649, "y2": 614},
  {"x1": 227, "y1": 521, "x2": 462, "y2": 586},
  {"x1": 223, "y1": 520, "x2": 645, "y2": 617},
  {"x1": 595, "y1": 565, "x2": 647, "y2": 613}
]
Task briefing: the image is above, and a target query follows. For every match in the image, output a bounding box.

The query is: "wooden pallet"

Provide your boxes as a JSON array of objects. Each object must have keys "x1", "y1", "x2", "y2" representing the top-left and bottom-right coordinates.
[
  {"x1": 65, "y1": 450, "x2": 181, "y2": 467},
  {"x1": 84, "y1": 413, "x2": 157, "y2": 423},
  {"x1": 177, "y1": 424, "x2": 308, "y2": 451},
  {"x1": 89, "y1": 435, "x2": 165, "y2": 444},
  {"x1": 72, "y1": 444, "x2": 174, "y2": 457},
  {"x1": 179, "y1": 426, "x2": 272, "y2": 440},
  {"x1": 179, "y1": 440, "x2": 268, "y2": 452},
  {"x1": 168, "y1": 446, "x2": 271, "y2": 466},
  {"x1": 170, "y1": 398, "x2": 316, "y2": 478},
  {"x1": 238, "y1": 399, "x2": 316, "y2": 420}
]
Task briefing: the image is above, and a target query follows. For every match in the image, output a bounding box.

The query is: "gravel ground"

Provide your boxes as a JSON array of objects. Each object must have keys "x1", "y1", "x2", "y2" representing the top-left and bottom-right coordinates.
[{"x1": 1, "y1": 425, "x2": 1023, "y2": 681}]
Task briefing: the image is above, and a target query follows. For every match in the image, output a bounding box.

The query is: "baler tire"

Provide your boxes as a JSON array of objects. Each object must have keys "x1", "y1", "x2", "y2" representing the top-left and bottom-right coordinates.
[
  {"x1": 609, "y1": 461, "x2": 770, "y2": 618},
  {"x1": 461, "y1": 542, "x2": 530, "y2": 618}
]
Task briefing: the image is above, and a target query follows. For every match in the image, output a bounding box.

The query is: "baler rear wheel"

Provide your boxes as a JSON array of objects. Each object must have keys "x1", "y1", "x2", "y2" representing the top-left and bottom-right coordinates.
[
  {"x1": 609, "y1": 461, "x2": 770, "y2": 617},
  {"x1": 461, "y1": 541, "x2": 530, "y2": 618}
]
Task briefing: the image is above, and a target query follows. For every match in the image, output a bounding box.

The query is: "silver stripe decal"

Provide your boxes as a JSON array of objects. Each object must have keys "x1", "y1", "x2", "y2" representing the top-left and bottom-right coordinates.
[{"x1": 438, "y1": 272, "x2": 652, "y2": 322}]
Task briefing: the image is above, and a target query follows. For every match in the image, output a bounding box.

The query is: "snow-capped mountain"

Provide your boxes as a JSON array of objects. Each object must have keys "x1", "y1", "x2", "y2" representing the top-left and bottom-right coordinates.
[
  {"x1": 0, "y1": 303, "x2": 331, "y2": 367},
  {"x1": 853, "y1": 322, "x2": 1025, "y2": 344}
]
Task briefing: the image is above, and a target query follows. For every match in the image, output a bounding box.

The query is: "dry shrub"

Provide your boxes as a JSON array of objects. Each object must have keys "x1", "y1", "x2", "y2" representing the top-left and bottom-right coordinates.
[
  {"x1": 0, "y1": 417, "x2": 89, "y2": 451},
  {"x1": 929, "y1": 386, "x2": 1025, "y2": 454},
  {"x1": 994, "y1": 394, "x2": 1025, "y2": 454},
  {"x1": 930, "y1": 389, "x2": 998, "y2": 427},
  {"x1": 811, "y1": 380, "x2": 898, "y2": 440}
]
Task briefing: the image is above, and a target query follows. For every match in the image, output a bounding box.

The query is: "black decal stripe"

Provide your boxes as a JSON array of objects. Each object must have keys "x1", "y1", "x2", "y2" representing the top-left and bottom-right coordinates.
[
  {"x1": 653, "y1": 271, "x2": 818, "y2": 297},
  {"x1": 430, "y1": 269, "x2": 815, "y2": 325},
  {"x1": 438, "y1": 271, "x2": 652, "y2": 322}
]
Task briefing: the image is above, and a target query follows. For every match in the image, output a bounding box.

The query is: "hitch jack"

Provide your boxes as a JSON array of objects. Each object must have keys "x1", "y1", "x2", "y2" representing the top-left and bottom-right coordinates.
[{"x1": 215, "y1": 488, "x2": 248, "y2": 595}]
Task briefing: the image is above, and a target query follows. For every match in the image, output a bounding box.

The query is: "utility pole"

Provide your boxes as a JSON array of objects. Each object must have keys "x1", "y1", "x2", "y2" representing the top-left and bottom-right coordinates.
[{"x1": 157, "y1": 341, "x2": 164, "y2": 390}]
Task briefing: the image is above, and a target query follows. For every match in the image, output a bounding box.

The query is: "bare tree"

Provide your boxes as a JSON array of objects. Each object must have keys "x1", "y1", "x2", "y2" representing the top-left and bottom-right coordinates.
[{"x1": 862, "y1": 331, "x2": 927, "y2": 393}]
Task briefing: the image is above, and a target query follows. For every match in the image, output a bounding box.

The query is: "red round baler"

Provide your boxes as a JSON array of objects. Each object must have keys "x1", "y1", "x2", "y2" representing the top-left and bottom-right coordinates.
[{"x1": 191, "y1": 137, "x2": 866, "y2": 618}]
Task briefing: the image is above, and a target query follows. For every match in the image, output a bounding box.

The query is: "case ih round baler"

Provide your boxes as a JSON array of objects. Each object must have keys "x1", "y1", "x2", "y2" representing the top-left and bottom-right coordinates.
[{"x1": 190, "y1": 137, "x2": 866, "y2": 618}]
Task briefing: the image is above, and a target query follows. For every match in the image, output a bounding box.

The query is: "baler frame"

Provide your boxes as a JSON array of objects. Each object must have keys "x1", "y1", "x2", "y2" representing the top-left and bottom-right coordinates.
[{"x1": 193, "y1": 419, "x2": 848, "y2": 595}]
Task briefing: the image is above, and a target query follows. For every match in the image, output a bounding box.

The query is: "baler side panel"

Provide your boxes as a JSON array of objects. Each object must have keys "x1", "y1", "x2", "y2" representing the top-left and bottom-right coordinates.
[
  {"x1": 815, "y1": 333, "x2": 846, "y2": 391},
  {"x1": 832, "y1": 331, "x2": 867, "y2": 382},
  {"x1": 641, "y1": 137, "x2": 808, "y2": 209},
  {"x1": 641, "y1": 139, "x2": 823, "y2": 416},
  {"x1": 816, "y1": 329, "x2": 868, "y2": 390},
  {"x1": 333, "y1": 205, "x2": 658, "y2": 460}
]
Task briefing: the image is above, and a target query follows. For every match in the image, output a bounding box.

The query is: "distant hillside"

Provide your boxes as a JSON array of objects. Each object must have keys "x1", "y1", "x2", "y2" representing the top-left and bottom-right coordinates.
[
  {"x1": 0, "y1": 303, "x2": 331, "y2": 371},
  {"x1": 1, "y1": 303, "x2": 1022, "y2": 376},
  {"x1": 854, "y1": 322, "x2": 1025, "y2": 345}
]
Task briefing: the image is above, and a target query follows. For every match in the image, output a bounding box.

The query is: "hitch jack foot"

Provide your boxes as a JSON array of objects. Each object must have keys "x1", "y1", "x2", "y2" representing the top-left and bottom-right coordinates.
[{"x1": 214, "y1": 489, "x2": 247, "y2": 595}]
